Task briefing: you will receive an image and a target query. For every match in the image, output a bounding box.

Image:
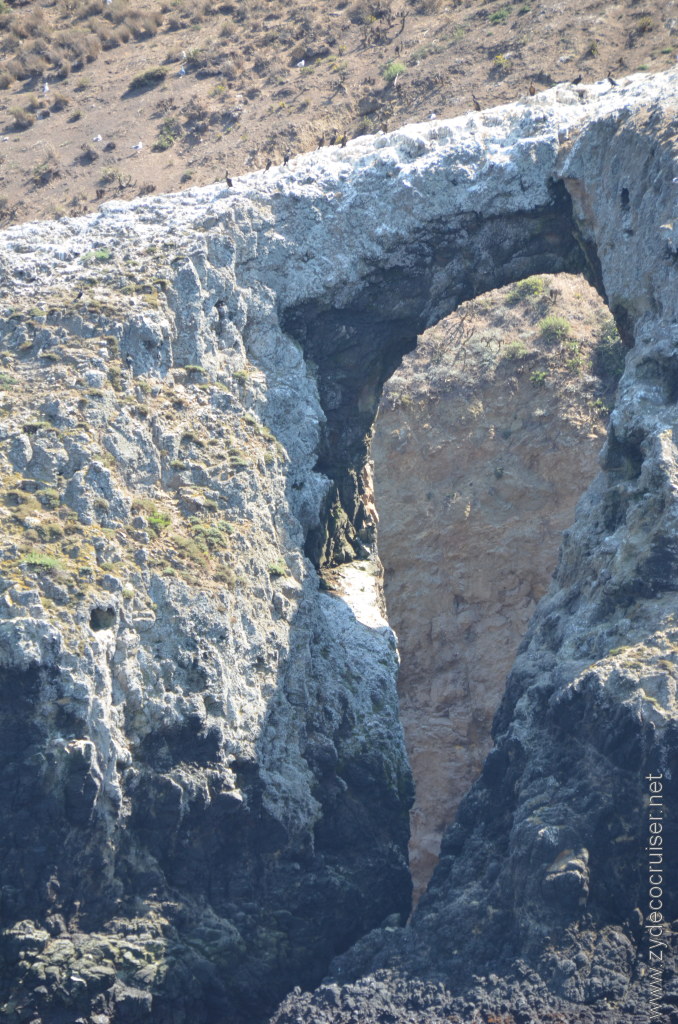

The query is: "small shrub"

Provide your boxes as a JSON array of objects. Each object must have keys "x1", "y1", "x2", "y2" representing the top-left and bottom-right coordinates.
[
  {"x1": 148, "y1": 508, "x2": 171, "y2": 534},
  {"x1": 506, "y1": 275, "x2": 544, "y2": 304},
  {"x1": 51, "y1": 92, "x2": 70, "y2": 112},
  {"x1": 503, "y1": 341, "x2": 528, "y2": 359},
  {"x1": 37, "y1": 488, "x2": 61, "y2": 510},
  {"x1": 127, "y1": 66, "x2": 167, "y2": 91},
  {"x1": 383, "y1": 60, "x2": 406, "y2": 82},
  {"x1": 593, "y1": 316, "x2": 625, "y2": 385},
  {"x1": 152, "y1": 117, "x2": 181, "y2": 150},
  {"x1": 491, "y1": 53, "x2": 512, "y2": 74},
  {"x1": 538, "y1": 314, "x2": 571, "y2": 344},
  {"x1": 25, "y1": 550, "x2": 63, "y2": 571},
  {"x1": 31, "y1": 148, "x2": 62, "y2": 186},
  {"x1": 268, "y1": 560, "x2": 288, "y2": 577},
  {"x1": 530, "y1": 369, "x2": 547, "y2": 386},
  {"x1": 79, "y1": 143, "x2": 99, "y2": 165},
  {"x1": 489, "y1": 6, "x2": 510, "y2": 24},
  {"x1": 10, "y1": 107, "x2": 35, "y2": 130},
  {"x1": 81, "y1": 247, "x2": 113, "y2": 263},
  {"x1": 564, "y1": 341, "x2": 582, "y2": 373}
]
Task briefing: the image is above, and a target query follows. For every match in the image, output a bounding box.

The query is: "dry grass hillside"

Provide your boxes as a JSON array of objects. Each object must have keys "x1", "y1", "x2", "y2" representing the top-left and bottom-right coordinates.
[{"x1": 0, "y1": 0, "x2": 675, "y2": 226}]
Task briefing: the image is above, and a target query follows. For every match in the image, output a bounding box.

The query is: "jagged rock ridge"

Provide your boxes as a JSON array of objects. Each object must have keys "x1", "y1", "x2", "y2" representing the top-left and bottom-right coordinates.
[{"x1": 0, "y1": 69, "x2": 676, "y2": 1023}]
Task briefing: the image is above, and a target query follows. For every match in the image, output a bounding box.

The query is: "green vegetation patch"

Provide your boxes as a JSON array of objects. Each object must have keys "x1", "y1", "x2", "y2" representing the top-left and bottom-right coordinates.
[
  {"x1": 81, "y1": 247, "x2": 113, "y2": 264},
  {"x1": 147, "y1": 509, "x2": 171, "y2": 535},
  {"x1": 153, "y1": 117, "x2": 182, "y2": 152},
  {"x1": 24, "y1": 550, "x2": 64, "y2": 571},
  {"x1": 489, "y1": 6, "x2": 510, "y2": 24},
  {"x1": 506, "y1": 275, "x2": 544, "y2": 305},
  {"x1": 383, "y1": 60, "x2": 406, "y2": 82},
  {"x1": 538, "y1": 314, "x2": 571, "y2": 344},
  {"x1": 592, "y1": 316, "x2": 625, "y2": 386}
]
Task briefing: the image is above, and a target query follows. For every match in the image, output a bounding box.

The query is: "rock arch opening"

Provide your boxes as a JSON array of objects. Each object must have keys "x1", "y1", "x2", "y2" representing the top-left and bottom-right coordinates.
[
  {"x1": 280, "y1": 179, "x2": 606, "y2": 570},
  {"x1": 372, "y1": 271, "x2": 623, "y2": 899}
]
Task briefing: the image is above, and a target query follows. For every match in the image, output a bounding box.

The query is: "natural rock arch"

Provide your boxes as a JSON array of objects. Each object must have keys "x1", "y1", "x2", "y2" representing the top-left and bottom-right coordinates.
[
  {"x1": 0, "y1": 70, "x2": 676, "y2": 1024},
  {"x1": 281, "y1": 181, "x2": 597, "y2": 566},
  {"x1": 271, "y1": 75, "x2": 678, "y2": 1024}
]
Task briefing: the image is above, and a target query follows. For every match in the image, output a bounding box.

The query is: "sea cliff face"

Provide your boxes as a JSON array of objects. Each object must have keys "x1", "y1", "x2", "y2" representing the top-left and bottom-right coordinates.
[{"x1": 0, "y1": 69, "x2": 676, "y2": 1023}]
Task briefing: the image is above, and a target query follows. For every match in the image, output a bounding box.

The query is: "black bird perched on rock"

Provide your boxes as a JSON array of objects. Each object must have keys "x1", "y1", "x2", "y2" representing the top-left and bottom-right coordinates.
[
  {"x1": 317, "y1": 135, "x2": 325, "y2": 147},
  {"x1": 225, "y1": 173, "x2": 233, "y2": 187},
  {"x1": 472, "y1": 93, "x2": 481, "y2": 111},
  {"x1": 283, "y1": 151, "x2": 290, "y2": 165},
  {"x1": 265, "y1": 158, "x2": 272, "y2": 170},
  {"x1": 340, "y1": 134, "x2": 347, "y2": 147},
  {"x1": 571, "y1": 74, "x2": 583, "y2": 85},
  {"x1": 328, "y1": 132, "x2": 337, "y2": 146},
  {"x1": 528, "y1": 82, "x2": 536, "y2": 95},
  {"x1": 607, "y1": 75, "x2": 618, "y2": 87}
]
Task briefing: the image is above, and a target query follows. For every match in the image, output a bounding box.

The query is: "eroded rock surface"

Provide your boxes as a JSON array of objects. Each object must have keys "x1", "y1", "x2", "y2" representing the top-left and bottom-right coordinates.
[{"x1": 0, "y1": 69, "x2": 676, "y2": 1023}]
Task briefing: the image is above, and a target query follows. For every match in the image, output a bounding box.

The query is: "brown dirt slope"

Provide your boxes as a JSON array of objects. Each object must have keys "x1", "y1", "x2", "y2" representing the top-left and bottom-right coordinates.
[{"x1": 0, "y1": 0, "x2": 675, "y2": 225}]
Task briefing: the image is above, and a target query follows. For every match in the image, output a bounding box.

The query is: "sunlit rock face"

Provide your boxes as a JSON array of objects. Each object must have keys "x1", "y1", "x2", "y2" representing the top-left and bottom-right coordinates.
[{"x1": 0, "y1": 67, "x2": 677, "y2": 1024}]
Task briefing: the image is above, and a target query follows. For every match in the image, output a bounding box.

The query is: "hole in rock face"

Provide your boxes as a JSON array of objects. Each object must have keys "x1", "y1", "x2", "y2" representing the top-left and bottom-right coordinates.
[
  {"x1": 372, "y1": 272, "x2": 622, "y2": 901},
  {"x1": 89, "y1": 605, "x2": 116, "y2": 631}
]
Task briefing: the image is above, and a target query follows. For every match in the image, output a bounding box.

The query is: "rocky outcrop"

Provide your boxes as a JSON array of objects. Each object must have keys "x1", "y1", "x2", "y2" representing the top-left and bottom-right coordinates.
[
  {"x1": 272, "y1": 76, "x2": 678, "y2": 1023},
  {"x1": 0, "y1": 68, "x2": 676, "y2": 1023},
  {"x1": 373, "y1": 274, "x2": 613, "y2": 898}
]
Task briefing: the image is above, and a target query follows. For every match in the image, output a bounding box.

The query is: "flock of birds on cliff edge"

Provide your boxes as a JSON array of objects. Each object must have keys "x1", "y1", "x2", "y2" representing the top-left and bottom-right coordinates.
[{"x1": 202, "y1": 69, "x2": 624, "y2": 189}]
